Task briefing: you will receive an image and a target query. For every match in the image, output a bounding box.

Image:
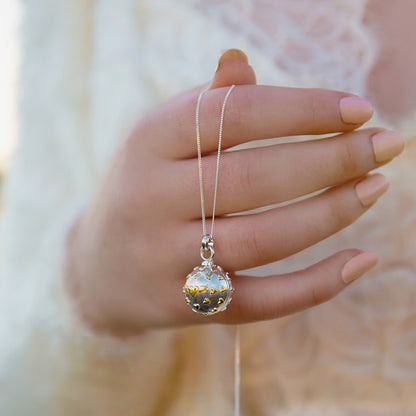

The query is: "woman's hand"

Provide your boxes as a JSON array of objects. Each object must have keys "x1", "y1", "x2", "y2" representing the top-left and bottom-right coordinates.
[{"x1": 64, "y1": 50, "x2": 404, "y2": 336}]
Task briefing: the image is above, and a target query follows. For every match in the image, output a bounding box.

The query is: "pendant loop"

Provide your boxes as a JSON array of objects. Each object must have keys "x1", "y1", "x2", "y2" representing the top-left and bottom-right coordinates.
[
  {"x1": 200, "y1": 234, "x2": 215, "y2": 262},
  {"x1": 200, "y1": 246, "x2": 215, "y2": 262}
]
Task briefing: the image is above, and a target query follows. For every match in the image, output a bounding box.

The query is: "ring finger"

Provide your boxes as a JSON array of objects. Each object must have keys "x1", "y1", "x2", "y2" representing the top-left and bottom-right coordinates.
[{"x1": 181, "y1": 173, "x2": 389, "y2": 272}]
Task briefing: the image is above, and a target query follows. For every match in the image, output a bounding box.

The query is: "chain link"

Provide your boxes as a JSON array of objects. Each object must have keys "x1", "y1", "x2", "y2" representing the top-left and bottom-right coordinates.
[{"x1": 196, "y1": 84, "x2": 236, "y2": 239}]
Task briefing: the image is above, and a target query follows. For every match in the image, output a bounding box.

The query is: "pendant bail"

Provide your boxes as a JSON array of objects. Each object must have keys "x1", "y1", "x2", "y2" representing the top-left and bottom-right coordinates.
[
  {"x1": 200, "y1": 234, "x2": 215, "y2": 263},
  {"x1": 201, "y1": 234, "x2": 214, "y2": 250}
]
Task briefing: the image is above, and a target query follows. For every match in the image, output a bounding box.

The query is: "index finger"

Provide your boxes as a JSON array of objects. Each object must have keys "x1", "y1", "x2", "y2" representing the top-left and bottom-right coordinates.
[{"x1": 146, "y1": 84, "x2": 374, "y2": 159}]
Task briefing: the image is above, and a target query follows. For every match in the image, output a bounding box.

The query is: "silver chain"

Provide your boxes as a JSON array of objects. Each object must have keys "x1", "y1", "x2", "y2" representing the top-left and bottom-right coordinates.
[
  {"x1": 196, "y1": 84, "x2": 236, "y2": 239},
  {"x1": 196, "y1": 84, "x2": 240, "y2": 416}
]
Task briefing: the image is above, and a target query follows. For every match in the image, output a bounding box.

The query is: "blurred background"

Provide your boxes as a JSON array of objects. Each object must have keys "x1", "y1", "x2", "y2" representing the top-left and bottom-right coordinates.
[
  {"x1": 0, "y1": 0, "x2": 20, "y2": 210},
  {"x1": 0, "y1": 1, "x2": 415, "y2": 414}
]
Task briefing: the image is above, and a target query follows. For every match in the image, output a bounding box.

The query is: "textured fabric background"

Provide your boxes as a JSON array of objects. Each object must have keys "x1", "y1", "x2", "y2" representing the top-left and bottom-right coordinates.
[{"x1": 0, "y1": 0, "x2": 415, "y2": 414}]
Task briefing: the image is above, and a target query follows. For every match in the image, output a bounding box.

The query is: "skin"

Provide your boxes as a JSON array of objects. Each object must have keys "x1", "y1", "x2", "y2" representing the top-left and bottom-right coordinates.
[
  {"x1": 364, "y1": 0, "x2": 416, "y2": 123},
  {"x1": 64, "y1": 52, "x2": 401, "y2": 337}
]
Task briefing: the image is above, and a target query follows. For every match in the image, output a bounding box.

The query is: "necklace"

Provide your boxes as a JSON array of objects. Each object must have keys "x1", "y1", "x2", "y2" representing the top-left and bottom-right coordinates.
[{"x1": 183, "y1": 85, "x2": 236, "y2": 315}]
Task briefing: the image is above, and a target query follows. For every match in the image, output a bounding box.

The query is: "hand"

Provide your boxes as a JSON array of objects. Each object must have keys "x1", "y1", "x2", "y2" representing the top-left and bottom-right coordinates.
[{"x1": 64, "y1": 49, "x2": 404, "y2": 336}]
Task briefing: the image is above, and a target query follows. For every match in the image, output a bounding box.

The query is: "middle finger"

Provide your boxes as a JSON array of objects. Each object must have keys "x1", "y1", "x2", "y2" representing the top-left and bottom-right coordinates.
[{"x1": 171, "y1": 127, "x2": 404, "y2": 217}]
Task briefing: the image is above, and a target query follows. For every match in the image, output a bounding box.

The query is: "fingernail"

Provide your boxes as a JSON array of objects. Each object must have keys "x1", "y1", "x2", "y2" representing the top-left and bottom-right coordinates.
[
  {"x1": 216, "y1": 49, "x2": 249, "y2": 72},
  {"x1": 355, "y1": 173, "x2": 390, "y2": 207},
  {"x1": 342, "y1": 251, "x2": 378, "y2": 284},
  {"x1": 339, "y1": 96, "x2": 374, "y2": 124},
  {"x1": 372, "y1": 130, "x2": 405, "y2": 162}
]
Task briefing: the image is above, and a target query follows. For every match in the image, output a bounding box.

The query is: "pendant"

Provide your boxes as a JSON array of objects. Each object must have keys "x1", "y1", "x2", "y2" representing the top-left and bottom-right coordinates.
[{"x1": 183, "y1": 235, "x2": 233, "y2": 315}]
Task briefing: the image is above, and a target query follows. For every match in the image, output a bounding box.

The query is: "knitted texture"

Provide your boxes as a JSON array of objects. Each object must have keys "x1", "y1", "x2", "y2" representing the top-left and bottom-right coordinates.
[{"x1": 0, "y1": 0, "x2": 415, "y2": 414}]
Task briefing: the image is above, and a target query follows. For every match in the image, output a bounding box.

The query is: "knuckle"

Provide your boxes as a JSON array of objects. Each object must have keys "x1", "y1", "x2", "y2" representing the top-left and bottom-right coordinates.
[
  {"x1": 244, "y1": 221, "x2": 268, "y2": 263},
  {"x1": 240, "y1": 153, "x2": 260, "y2": 199},
  {"x1": 326, "y1": 193, "x2": 351, "y2": 230},
  {"x1": 305, "y1": 265, "x2": 338, "y2": 308},
  {"x1": 304, "y1": 89, "x2": 325, "y2": 130},
  {"x1": 230, "y1": 97, "x2": 245, "y2": 129},
  {"x1": 310, "y1": 94, "x2": 320, "y2": 129},
  {"x1": 227, "y1": 219, "x2": 267, "y2": 266},
  {"x1": 252, "y1": 298, "x2": 273, "y2": 321},
  {"x1": 309, "y1": 283, "x2": 325, "y2": 307},
  {"x1": 233, "y1": 88, "x2": 254, "y2": 127},
  {"x1": 339, "y1": 140, "x2": 359, "y2": 175}
]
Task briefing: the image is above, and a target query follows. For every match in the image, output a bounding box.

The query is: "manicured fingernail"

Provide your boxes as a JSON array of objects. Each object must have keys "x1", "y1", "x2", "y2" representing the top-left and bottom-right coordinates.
[
  {"x1": 216, "y1": 49, "x2": 249, "y2": 72},
  {"x1": 355, "y1": 173, "x2": 389, "y2": 207},
  {"x1": 342, "y1": 251, "x2": 378, "y2": 284},
  {"x1": 339, "y1": 96, "x2": 374, "y2": 124},
  {"x1": 372, "y1": 130, "x2": 405, "y2": 162}
]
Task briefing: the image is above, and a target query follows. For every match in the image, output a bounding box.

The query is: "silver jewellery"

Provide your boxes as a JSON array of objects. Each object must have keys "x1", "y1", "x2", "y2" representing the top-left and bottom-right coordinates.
[{"x1": 183, "y1": 85, "x2": 236, "y2": 315}]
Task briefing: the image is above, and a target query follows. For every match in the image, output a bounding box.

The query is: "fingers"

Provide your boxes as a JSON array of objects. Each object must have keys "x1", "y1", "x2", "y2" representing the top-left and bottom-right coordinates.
[
  {"x1": 182, "y1": 173, "x2": 389, "y2": 272},
  {"x1": 146, "y1": 84, "x2": 374, "y2": 159},
  {"x1": 216, "y1": 249, "x2": 378, "y2": 324},
  {"x1": 173, "y1": 127, "x2": 404, "y2": 217}
]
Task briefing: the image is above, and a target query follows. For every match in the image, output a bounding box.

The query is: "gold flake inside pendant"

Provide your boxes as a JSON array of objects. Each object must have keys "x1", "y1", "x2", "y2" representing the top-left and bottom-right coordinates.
[{"x1": 183, "y1": 235, "x2": 233, "y2": 315}]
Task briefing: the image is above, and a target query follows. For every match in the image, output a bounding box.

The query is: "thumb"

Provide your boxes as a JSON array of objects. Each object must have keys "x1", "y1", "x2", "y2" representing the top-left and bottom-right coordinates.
[
  {"x1": 208, "y1": 48, "x2": 257, "y2": 90},
  {"x1": 184, "y1": 49, "x2": 257, "y2": 98}
]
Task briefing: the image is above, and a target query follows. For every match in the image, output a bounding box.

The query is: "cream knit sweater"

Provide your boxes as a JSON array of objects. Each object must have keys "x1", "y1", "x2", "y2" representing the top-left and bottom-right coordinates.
[{"x1": 1, "y1": 0, "x2": 416, "y2": 414}]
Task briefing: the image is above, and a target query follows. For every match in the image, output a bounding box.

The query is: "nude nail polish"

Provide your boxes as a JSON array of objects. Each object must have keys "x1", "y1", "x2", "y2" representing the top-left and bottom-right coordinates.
[
  {"x1": 341, "y1": 251, "x2": 378, "y2": 284},
  {"x1": 355, "y1": 173, "x2": 389, "y2": 207},
  {"x1": 216, "y1": 49, "x2": 249, "y2": 72},
  {"x1": 371, "y1": 130, "x2": 405, "y2": 162},
  {"x1": 339, "y1": 96, "x2": 374, "y2": 124}
]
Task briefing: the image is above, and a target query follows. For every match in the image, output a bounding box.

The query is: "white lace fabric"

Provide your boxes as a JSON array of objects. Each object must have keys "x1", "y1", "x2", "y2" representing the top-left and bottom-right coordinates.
[
  {"x1": 0, "y1": 0, "x2": 415, "y2": 414},
  {"x1": 195, "y1": 0, "x2": 379, "y2": 93}
]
